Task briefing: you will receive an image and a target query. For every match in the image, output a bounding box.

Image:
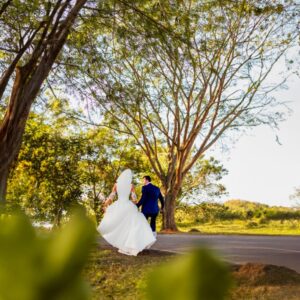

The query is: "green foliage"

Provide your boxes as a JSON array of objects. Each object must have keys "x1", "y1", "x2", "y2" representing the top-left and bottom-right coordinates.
[
  {"x1": 59, "y1": 0, "x2": 299, "y2": 233},
  {"x1": 226, "y1": 199, "x2": 300, "y2": 221},
  {"x1": 264, "y1": 209, "x2": 300, "y2": 221},
  {"x1": 0, "y1": 209, "x2": 95, "y2": 300},
  {"x1": 7, "y1": 104, "x2": 227, "y2": 225},
  {"x1": 6, "y1": 108, "x2": 152, "y2": 224},
  {"x1": 246, "y1": 221, "x2": 258, "y2": 228},
  {"x1": 7, "y1": 113, "x2": 84, "y2": 225},
  {"x1": 176, "y1": 200, "x2": 300, "y2": 235},
  {"x1": 78, "y1": 123, "x2": 153, "y2": 221},
  {"x1": 146, "y1": 248, "x2": 232, "y2": 300}
]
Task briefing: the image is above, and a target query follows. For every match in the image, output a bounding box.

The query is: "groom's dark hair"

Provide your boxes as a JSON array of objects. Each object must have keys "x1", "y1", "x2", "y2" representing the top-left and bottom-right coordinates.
[{"x1": 143, "y1": 175, "x2": 151, "y2": 182}]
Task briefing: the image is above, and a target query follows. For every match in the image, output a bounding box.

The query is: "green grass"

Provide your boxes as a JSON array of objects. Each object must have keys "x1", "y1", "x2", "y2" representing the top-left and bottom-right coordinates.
[
  {"x1": 84, "y1": 247, "x2": 300, "y2": 300},
  {"x1": 176, "y1": 220, "x2": 300, "y2": 235},
  {"x1": 83, "y1": 247, "x2": 173, "y2": 299}
]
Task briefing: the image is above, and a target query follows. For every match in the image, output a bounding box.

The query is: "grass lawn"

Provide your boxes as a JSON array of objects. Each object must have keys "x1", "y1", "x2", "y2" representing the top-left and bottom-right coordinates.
[
  {"x1": 84, "y1": 247, "x2": 174, "y2": 299},
  {"x1": 176, "y1": 220, "x2": 300, "y2": 235},
  {"x1": 84, "y1": 246, "x2": 300, "y2": 300}
]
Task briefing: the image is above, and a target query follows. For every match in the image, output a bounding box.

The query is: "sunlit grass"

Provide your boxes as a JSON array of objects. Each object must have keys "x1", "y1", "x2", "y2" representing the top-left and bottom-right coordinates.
[{"x1": 177, "y1": 220, "x2": 300, "y2": 235}]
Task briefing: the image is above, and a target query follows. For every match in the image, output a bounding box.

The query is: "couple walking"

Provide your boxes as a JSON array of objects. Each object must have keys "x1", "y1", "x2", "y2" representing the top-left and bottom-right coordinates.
[{"x1": 97, "y1": 169, "x2": 164, "y2": 256}]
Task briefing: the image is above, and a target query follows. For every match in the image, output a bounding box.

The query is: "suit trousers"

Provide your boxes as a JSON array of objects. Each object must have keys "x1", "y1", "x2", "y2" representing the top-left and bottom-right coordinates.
[{"x1": 143, "y1": 213, "x2": 158, "y2": 232}]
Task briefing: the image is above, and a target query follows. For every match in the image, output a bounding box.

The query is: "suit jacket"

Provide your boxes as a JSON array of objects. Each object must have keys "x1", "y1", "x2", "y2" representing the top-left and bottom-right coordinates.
[{"x1": 137, "y1": 183, "x2": 164, "y2": 214}]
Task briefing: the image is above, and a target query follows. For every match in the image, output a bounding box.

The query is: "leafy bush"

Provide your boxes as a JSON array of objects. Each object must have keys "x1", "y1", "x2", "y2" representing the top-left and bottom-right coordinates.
[
  {"x1": 265, "y1": 209, "x2": 300, "y2": 221},
  {"x1": 246, "y1": 221, "x2": 258, "y2": 228},
  {"x1": 0, "y1": 209, "x2": 95, "y2": 300},
  {"x1": 245, "y1": 210, "x2": 254, "y2": 219},
  {"x1": 258, "y1": 217, "x2": 269, "y2": 225}
]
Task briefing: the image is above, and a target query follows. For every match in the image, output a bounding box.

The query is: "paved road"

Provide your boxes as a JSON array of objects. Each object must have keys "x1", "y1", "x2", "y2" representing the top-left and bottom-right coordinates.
[{"x1": 99, "y1": 234, "x2": 300, "y2": 273}]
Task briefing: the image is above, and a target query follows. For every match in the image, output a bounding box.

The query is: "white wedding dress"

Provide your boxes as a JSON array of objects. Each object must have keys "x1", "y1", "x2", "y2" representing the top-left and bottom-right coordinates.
[{"x1": 97, "y1": 169, "x2": 156, "y2": 256}]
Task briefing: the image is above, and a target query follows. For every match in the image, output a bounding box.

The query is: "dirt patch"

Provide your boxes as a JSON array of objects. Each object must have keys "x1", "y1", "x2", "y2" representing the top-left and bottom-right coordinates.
[
  {"x1": 232, "y1": 263, "x2": 300, "y2": 286},
  {"x1": 139, "y1": 249, "x2": 175, "y2": 257}
]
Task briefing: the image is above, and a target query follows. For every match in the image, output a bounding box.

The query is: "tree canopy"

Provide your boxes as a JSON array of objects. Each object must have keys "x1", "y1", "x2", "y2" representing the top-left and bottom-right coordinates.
[
  {"x1": 0, "y1": 0, "x2": 299, "y2": 230},
  {"x1": 59, "y1": 0, "x2": 299, "y2": 229}
]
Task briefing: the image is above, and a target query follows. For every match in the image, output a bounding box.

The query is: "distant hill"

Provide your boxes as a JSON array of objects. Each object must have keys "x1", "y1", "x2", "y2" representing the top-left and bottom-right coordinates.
[
  {"x1": 224, "y1": 199, "x2": 270, "y2": 211},
  {"x1": 224, "y1": 199, "x2": 295, "y2": 211}
]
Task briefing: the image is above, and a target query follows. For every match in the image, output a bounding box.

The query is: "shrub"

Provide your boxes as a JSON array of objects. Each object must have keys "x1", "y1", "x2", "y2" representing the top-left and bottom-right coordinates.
[
  {"x1": 258, "y1": 217, "x2": 269, "y2": 225},
  {"x1": 246, "y1": 221, "x2": 258, "y2": 228},
  {"x1": 265, "y1": 209, "x2": 300, "y2": 221},
  {"x1": 245, "y1": 210, "x2": 254, "y2": 219}
]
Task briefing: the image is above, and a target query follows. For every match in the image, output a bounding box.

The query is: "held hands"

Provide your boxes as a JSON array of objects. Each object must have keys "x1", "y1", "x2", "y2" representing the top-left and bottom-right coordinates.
[{"x1": 130, "y1": 184, "x2": 138, "y2": 204}]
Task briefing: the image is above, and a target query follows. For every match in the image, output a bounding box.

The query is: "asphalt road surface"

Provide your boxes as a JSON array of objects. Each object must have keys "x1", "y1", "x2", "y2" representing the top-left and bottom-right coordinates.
[{"x1": 99, "y1": 233, "x2": 300, "y2": 273}]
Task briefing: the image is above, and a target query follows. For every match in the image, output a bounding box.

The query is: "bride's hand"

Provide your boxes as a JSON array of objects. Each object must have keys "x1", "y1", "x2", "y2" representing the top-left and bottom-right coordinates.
[{"x1": 130, "y1": 184, "x2": 137, "y2": 203}]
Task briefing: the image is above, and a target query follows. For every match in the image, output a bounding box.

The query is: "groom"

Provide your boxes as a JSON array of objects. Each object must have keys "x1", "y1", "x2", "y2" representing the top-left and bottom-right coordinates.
[{"x1": 136, "y1": 175, "x2": 164, "y2": 237}]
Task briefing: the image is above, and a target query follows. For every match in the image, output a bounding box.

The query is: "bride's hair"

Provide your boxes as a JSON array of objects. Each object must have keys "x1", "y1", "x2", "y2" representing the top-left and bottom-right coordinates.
[{"x1": 117, "y1": 169, "x2": 132, "y2": 184}]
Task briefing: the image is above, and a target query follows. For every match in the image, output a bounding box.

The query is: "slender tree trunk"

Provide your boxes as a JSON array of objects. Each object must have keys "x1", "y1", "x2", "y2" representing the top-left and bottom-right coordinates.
[
  {"x1": 0, "y1": 0, "x2": 12, "y2": 17},
  {"x1": 54, "y1": 207, "x2": 63, "y2": 227},
  {"x1": 93, "y1": 197, "x2": 102, "y2": 223},
  {"x1": 0, "y1": 168, "x2": 8, "y2": 203}
]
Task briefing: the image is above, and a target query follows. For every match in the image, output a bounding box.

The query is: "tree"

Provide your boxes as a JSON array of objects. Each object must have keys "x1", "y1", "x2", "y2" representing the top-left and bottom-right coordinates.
[
  {"x1": 7, "y1": 112, "x2": 85, "y2": 226},
  {"x1": 0, "y1": 0, "x2": 88, "y2": 202},
  {"x1": 70, "y1": 1, "x2": 298, "y2": 230},
  {"x1": 0, "y1": 0, "x2": 199, "y2": 204},
  {"x1": 6, "y1": 103, "x2": 153, "y2": 224}
]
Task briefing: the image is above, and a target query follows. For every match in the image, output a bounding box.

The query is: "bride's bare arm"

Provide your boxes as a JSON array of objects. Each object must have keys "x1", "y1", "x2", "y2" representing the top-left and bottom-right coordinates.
[{"x1": 104, "y1": 184, "x2": 117, "y2": 208}]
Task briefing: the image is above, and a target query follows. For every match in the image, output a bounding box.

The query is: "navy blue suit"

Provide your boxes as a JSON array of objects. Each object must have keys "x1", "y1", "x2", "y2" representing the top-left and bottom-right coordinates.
[{"x1": 137, "y1": 183, "x2": 164, "y2": 232}]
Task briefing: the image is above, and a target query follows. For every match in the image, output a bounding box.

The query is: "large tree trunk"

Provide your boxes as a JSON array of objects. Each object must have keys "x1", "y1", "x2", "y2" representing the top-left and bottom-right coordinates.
[
  {"x1": 162, "y1": 184, "x2": 180, "y2": 232},
  {"x1": 0, "y1": 0, "x2": 87, "y2": 203},
  {"x1": 0, "y1": 67, "x2": 31, "y2": 203}
]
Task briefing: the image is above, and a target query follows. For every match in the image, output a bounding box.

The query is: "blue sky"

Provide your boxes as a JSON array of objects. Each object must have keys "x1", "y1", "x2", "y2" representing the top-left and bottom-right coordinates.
[{"x1": 210, "y1": 72, "x2": 300, "y2": 207}]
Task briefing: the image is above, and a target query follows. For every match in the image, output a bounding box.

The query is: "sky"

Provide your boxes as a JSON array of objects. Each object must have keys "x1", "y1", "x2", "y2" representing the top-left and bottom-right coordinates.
[{"x1": 208, "y1": 71, "x2": 300, "y2": 207}]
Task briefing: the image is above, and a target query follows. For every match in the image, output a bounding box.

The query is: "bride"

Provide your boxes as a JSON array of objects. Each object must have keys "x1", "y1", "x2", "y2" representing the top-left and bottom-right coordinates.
[{"x1": 97, "y1": 169, "x2": 156, "y2": 256}]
